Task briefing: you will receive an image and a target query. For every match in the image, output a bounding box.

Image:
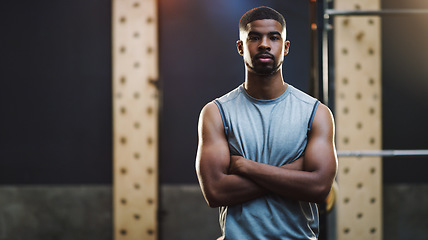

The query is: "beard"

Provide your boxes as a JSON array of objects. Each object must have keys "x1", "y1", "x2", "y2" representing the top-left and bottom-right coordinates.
[{"x1": 247, "y1": 52, "x2": 281, "y2": 75}]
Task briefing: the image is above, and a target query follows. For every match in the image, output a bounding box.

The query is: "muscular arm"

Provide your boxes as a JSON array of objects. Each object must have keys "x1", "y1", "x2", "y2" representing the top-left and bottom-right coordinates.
[
  {"x1": 195, "y1": 102, "x2": 303, "y2": 208},
  {"x1": 229, "y1": 104, "x2": 338, "y2": 203}
]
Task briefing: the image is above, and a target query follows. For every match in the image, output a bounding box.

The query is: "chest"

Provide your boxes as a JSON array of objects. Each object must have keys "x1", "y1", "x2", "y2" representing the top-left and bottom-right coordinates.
[{"x1": 226, "y1": 102, "x2": 309, "y2": 164}]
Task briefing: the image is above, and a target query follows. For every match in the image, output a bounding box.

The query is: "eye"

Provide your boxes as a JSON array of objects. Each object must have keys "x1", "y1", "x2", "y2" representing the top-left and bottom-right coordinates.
[
  {"x1": 270, "y1": 36, "x2": 280, "y2": 41},
  {"x1": 248, "y1": 36, "x2": 260, "y2": 41}
]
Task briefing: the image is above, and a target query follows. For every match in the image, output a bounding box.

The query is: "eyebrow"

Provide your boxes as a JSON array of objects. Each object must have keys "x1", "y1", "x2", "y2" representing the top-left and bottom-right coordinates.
[{"x1": 248, "y1": 31, "x2": 282, "y2": 37}]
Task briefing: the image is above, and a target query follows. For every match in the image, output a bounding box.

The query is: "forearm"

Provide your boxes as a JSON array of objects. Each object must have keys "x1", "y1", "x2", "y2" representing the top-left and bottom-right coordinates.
[
  {"x1": 203, "y1": 173, "x2": 267, "y2": 208},
  {"x1": 280, "y1": 156, "x2": 304, "y2": 170},
  {"x1": 206, "y1": 156, "x2": 303, "y2": 206},
  {"x1": 231, "y1": 157, "x2": 332, "y2": 203},
  {"x1": 197, "y1": 152, "x2": 268, "y2": 208}
]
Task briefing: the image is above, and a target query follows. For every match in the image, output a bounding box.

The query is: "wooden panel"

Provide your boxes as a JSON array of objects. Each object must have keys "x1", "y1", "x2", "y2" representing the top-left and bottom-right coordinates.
[
  {"x1": 334, "y1": 0, "x2": 382, "y2": 239},
  {"x1": 113, "y1": 0, "x2": 159, "y2": 239}
]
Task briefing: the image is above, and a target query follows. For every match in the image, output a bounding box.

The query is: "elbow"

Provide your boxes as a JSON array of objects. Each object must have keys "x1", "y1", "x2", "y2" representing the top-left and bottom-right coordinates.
[
  {"x1": 198, "y1": 176, "x2": 228, "y2": 208},
  {"x1": 311, "y1": 183, "x2": 332, "y2": 204},
  {"x1": 207, "y1": 199, "x2": 221, "y2": 208},
  {"x1": 311, "y1": 170, "x2": 337, "y2": 203},
  {"x1": 205, "y1": 196, "x2": 223, "y2": 208},
  {"x1": 203, "y1": 188, "x2": 224, "y2": 208}
]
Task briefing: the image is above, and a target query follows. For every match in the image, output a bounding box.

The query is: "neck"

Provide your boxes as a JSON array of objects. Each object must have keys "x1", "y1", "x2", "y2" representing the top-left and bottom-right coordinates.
[{"x1": 244, "y1": 68, "x2": 287, "y2": 100}]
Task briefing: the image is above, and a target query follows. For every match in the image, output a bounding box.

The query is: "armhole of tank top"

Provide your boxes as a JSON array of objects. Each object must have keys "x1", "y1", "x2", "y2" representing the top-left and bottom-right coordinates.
[
  {"x1": 308, "y1": 100, "x2": 320, "y2": 132},
  {"x1": 213, "y1": 100, "x2": 228, "y2": 137}
]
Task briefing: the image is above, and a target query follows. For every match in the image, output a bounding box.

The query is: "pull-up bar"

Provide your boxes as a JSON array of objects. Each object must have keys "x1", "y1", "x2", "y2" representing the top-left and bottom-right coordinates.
[
  {"x1": 337, "y1": 150, "x2": 428, "y2": 157},
  {"x1": 325, "y1": 9, "x2": 428, "y2": 17}
]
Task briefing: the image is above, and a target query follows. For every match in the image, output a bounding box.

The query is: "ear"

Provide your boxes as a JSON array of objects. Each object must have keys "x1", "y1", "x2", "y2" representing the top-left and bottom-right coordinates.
[
  {"x1": 236, "y1": 40, "x2": 244, "y2": 56},
  {"x1": 284, "y1": 40, "x2": 290, "y2": 56}
]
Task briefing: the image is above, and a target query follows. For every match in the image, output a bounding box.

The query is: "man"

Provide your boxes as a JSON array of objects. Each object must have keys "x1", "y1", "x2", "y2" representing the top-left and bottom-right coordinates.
[{"x1": 196, "y1": 6, "x2": 337, "y2": 240}]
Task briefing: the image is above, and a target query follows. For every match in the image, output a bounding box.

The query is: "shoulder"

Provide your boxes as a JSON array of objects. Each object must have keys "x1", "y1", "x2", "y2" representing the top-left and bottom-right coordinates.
[
  {"x1": 199, "y1": 102, "x2": 221, "y2": 123},
  {"x1": 199, "y1": 102, "x2": 223, "y2": 131},
  {"x1": 199, "y1": 84, "x2": 242, "y2": 121},
  {"x1": 287, "y1": 85, "x2": 318, "y2": 106},
  {"x1": 314, "y1": 104, "x2": 334, "y2": 122},
  {"x1": 215, "y1": 85, "x2": 243, "y2": 105},
  {"x1": 311, "y1": 103, "x2": 335, "y2": 136},
  {"x1": 198, "y1": 102, "x2": 227, "y2": 143}
]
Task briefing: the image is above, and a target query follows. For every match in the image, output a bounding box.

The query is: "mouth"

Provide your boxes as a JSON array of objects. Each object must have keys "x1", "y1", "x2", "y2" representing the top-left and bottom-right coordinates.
[{"x1": 255, "y1": 53, "x2": 274, "y2": 63}]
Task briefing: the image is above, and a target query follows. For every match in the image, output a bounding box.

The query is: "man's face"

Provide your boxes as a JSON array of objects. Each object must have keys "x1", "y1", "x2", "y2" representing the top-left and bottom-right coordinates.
[{"x1": 237, "y1": 19, "x2": 290, "y2": 75}]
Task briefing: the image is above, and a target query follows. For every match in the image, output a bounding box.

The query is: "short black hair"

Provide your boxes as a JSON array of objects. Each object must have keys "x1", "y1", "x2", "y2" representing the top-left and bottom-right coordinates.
[{"x1": 239, "y1": 6, "x2": 286, "y2": 32}]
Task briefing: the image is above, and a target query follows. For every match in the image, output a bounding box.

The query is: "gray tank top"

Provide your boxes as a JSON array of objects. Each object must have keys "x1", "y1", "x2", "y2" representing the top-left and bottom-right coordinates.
[{"x1": 214, "y1": 84, "x2": 320, "y2": 240}]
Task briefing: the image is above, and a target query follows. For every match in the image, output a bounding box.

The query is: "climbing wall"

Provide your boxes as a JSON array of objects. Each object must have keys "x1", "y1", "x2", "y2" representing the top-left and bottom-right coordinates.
[
  {"x1": 112, "y1": 0, "x2": 159, "y2": 239},
  {"x1": 333, "y1": 0, "x2": 382, "y2": 239}
]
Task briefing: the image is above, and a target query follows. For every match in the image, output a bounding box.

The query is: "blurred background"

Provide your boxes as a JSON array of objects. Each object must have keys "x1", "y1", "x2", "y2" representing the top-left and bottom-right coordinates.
[{"x1": 0, "y1": 0, "x2": 427, "y2": 239}]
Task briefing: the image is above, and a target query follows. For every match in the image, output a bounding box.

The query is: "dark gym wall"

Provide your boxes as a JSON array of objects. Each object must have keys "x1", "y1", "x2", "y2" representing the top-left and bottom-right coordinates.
[
  {"x1": 1, "y1": 0, "x2": 427, "y2": 186},
  {"x1": 382, "y1": 0, "x2": 428, "y2": 183},
  {"x1": 0, "y1": 1, "x2": 426, "y2": 240},
  {"x1": 0, "y1": 0, "x2": 311, "y2": 185},
  {"x1": 159, "y1": 0, "x2": 312, "y2": 184},
  {"x1": 0, "y1": 1, "x2": 112, "y2": 184}
]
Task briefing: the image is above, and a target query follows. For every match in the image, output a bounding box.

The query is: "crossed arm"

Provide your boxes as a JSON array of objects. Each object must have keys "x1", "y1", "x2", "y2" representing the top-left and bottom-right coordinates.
[{"x1": 195, "y1": 101, "x2": 337, "y2": 208}]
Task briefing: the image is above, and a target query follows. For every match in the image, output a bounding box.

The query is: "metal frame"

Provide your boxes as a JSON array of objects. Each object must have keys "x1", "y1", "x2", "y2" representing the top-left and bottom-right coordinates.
[
  {"x1": 317, "y1": 0, "x2": 428, "y2": 151},
  {"x1": 318, "y1": 2, "x2": 428, "y2": 107},
  {"x1": 310, "y1": 2, "x2": 428, "y2": 240},
  {"x1": 326, "y1": 9, "x2": 428, "y2": 16},
  {"x1": 338, "y1": 150, "x2": 428, "y2": 157},
  {"x1": 320, "y1": 5, "x2": 428, "y2": 157}
]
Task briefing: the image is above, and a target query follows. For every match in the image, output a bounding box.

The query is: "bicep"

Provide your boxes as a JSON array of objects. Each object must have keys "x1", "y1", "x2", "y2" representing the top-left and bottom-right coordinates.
[
  {"x1": 197, "y1": 103, "x2": 269, "y2": 207},
  {"x1": 196, "y1": 102, "x2": 230, "y2": 185},
  {"x1": 304, "y1": 104, "x2": 337, "y2": 178}
]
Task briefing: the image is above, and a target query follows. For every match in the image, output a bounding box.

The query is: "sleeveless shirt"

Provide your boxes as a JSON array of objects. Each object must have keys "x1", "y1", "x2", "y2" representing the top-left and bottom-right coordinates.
[{"x1": 214, "y1": 84, "x2": 320, "y2": 240}]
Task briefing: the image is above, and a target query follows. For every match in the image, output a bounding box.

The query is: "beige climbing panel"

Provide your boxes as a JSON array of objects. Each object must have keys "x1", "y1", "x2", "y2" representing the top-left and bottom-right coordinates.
[
  {"x1": 334, "y1": 0, "x2": 382, "y2": 239},
  {"x1": 113, "y1": 0, "x2": 159, "y2": 239}
]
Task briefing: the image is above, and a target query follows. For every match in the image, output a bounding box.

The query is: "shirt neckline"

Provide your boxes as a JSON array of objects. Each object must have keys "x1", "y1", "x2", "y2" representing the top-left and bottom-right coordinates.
[{"x1": 239, "y1": 83, "x2": 292, "y2": 104}]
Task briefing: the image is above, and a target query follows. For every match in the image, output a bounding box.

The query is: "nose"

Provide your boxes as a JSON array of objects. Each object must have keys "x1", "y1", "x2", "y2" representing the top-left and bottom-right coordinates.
[{"x1": 258, "y1": 36, "x2": 271, "y2": 51}]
